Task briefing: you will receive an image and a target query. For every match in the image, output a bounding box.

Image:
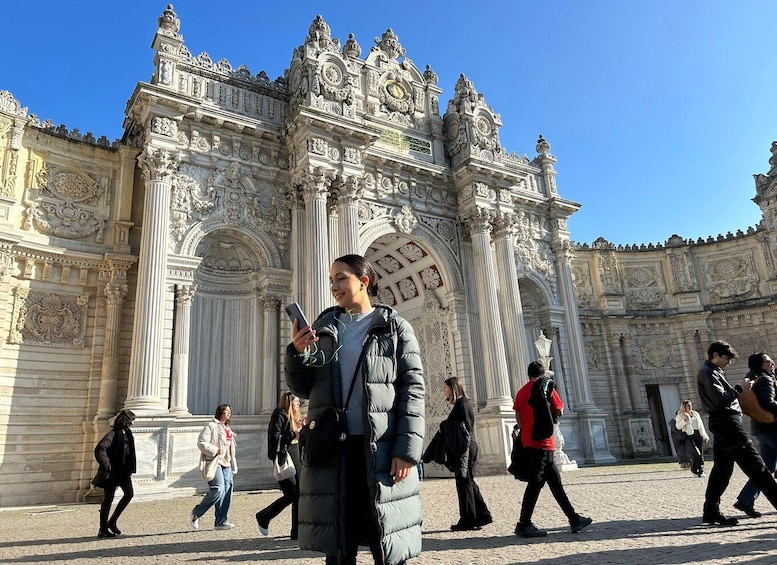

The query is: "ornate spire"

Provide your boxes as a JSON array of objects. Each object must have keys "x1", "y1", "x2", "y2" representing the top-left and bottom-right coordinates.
[
  {"x1": 157, "y1": 4, "x2": 181, "y2": 37},
  {"x1": 374, "y1": 28, "x2": 405, "y2": 59},
  {"x1": 308, "y1": 14, "x2": 331, "y2": 41},
  {"x1": 453, "y1": 74, "x2": 478, "y2": 104}
]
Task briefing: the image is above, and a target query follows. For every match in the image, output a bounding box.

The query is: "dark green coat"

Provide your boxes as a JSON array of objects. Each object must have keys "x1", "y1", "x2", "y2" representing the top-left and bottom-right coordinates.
[{"x1": 285, "y1": 304, "x2": 425, "y2": 564}]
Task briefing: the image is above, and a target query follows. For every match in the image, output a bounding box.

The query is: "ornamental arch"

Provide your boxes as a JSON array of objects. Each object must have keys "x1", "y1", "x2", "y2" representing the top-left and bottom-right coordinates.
[{"x1": 363, "y1": 231, "x2": 468, "y2": 478}]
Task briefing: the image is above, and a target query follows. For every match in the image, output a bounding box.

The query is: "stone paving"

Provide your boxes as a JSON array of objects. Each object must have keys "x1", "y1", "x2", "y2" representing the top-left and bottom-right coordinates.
[{"x1": 1, "y1": 462, "x2": 775, "y2": 564}]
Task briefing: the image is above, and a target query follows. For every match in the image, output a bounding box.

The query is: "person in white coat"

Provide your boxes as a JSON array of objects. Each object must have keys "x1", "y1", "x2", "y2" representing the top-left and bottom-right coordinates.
[
  {"x1": 675, "y1": 400, "x2": 709, "y2": 477},
  {"x1": 190, "y1": 404, "x2": 238, "y2": 530}
]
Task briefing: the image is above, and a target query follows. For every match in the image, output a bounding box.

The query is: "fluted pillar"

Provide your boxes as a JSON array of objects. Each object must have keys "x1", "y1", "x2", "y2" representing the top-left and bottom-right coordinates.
[
  {"x1": 337, "y1": 176, "x2": 361, "y2": 256},
  {"x1": 463, "y1": 208, "x2": 512, "y2": 411},
  {"x1": 261, "y1": 297, "x2": 281, "y2": 412},
  {"x1": 553, "y1": 240, "x2": 596, "y2": 409},
  {"x1": 607, "y1": 332, "x2": 633, "y2": 411},
  {"x1": 493, "y1": 212, "x2": 530, "y2": 392},
  {"x1": 126, "y1": 147, "x2": 177, "y2": 413},
  {"x1": 170, "y1": 284, "x2": 195, "y2": 415},
  {"x1": 622, "y1": 333, "x2": 645, "y2": 410},
  {"x1": 302, "y1": 171, "x2": 331, "y2": 319},
  {"x1": 96, "y1": 283, "x2": 128, "y2": 419}
]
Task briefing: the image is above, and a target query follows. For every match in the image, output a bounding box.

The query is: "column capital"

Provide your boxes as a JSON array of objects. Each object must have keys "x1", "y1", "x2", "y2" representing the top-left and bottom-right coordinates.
[
  {"x1": 551, "y1": 238, "x2": 574, "y2": 262},
  {"x1": 492, "y1": 211, "x2": 517, "y2": 240},
  {"x1": 261, "y1": 296, "x2": 281, "y2": 311},
  {"x1": 104, "y1": 283, "x2": 128, "y2": 305},
  {"x1": 0, "y1": 242, "x2": 18, "y2": 282},
  {"x1": 333, "y1": 175, "x2": 363, "y2": 206},
  {"x1": 138, "y1": 147, "x2": 179, "y2": 181},
  {"x1": 175, "y1": 284, "x2": 197, "y2": 304},
  {"x1": 461, "y1": 207, "x2": 493, "y2": 236},
  {"x1": 297, "y1": 168, "x2": 332, "y2": 203}
]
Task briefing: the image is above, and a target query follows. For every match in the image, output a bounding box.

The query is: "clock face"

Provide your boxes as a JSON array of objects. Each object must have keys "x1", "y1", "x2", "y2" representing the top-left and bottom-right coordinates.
[
  {"x1": 475, "y1": 116, "x2": 492, "y2": 136},
  {"x1": 385, "y1": 80, "x2": 407, "y2": 100}
]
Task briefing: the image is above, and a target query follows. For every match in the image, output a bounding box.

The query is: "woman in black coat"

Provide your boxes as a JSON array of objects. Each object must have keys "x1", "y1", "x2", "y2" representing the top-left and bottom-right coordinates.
[
  {"x1": 94, "y1": 409, "x2": 136, "y2": 537},
  {"x1": 443, "y1": 377, "x2": 492, "y2": 531},
  {"x1": 255, "y1": 392, "x2": 303, "y2": 539}
]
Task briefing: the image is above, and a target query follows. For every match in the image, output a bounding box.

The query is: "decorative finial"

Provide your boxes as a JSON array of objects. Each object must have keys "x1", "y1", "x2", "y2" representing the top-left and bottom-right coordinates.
[
  {"x1": 157, "y1": 4, "x2": 180, "y2": 34},
  {"x1": 423, "y1": 64, "x2": 438, "y2": 85},
  {"x1": 374, "y1": 28, "x2": 405, "y2": 59},
  {"x1": 536, "y1": 134, "x2": 550, "y2": 155},
  {"x1": 308, "y1": 15, "x2": 331, "y2": 41},
  {"x1": 342, "y1": 33, "x2": 361, "y2": 58}
]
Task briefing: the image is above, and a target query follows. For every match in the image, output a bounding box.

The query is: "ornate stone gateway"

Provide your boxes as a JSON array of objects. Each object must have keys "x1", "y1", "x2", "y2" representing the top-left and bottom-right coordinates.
[{"x1": 11, "y1": 5, "x2": 735, "y2": 506}]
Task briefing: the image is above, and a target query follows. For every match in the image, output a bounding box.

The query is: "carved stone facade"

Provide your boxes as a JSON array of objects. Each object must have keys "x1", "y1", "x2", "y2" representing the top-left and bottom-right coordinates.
[
  {"x1": 572, "y1": 155, "x2": 777, "y2": 458},
  {"x1": 23, "y1": 6, "x2": 777, "y2": 506}
]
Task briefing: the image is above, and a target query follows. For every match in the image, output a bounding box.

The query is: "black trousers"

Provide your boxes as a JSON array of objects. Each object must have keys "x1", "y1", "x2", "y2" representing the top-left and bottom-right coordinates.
[
  {"x1": 257, "y1": 443, "x2": 300, "y2": 537},
  {"x1": 519, "y1": 449, "x2": 575, "y2": 525},
  {"x1": 100, "y1": 474, "x2": 133, "y2": 530},
  {"x1": 326, "y1": 437, "x2": 382, "y2": 565},
  {"x1": 453, "y1": 443, "x2": 491, "y2": 525},
  {"x1": 688, "y1": 431, "x2": 705, "y2": 475},
  {"x1": 704, "y1": 438, "x2": 777, "y2": 515}
]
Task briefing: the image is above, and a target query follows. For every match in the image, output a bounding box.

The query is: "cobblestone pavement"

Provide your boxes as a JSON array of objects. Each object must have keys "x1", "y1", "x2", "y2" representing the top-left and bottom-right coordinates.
[{"x1": 1, "y1": 462, "x2": 776, "y2": 564}]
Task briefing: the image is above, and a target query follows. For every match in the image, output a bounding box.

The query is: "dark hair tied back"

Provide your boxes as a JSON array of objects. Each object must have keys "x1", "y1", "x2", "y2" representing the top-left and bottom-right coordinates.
[
  {"x1": 114, "y1": 409, "x2": 136, "y2": 429},
  {"x1": 334, "y1": 254, "x2": 379, "y2": 297}
]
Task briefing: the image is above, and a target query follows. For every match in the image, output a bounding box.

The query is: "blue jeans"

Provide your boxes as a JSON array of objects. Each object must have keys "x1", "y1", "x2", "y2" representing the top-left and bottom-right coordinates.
[
  {"x1": 736, "y1": 432, "x2": 777, "y2": 506},
  {"x1": 193, "y1": 465, "x2": 233, "y2": 526}
]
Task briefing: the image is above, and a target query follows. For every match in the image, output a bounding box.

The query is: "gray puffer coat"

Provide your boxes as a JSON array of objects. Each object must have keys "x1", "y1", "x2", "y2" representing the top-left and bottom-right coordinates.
[{"x1": 285, "y1": 304, "x2": 425, "y2": 565}]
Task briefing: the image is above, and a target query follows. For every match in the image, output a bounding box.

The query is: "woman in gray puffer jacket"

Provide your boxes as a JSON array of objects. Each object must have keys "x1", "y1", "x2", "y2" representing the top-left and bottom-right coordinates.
[{"x1": 286, "y1": 254, "x2": 425, "y2": 565}]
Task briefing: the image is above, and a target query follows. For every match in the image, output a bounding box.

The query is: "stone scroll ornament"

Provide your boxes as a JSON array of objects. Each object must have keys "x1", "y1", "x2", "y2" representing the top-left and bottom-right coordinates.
[
  {"x1": 23, "y1": 167, "x2": 108, "y2": 241},
  {"x1": 9, "y1": 287, "x2": 89, "y2": 347}
]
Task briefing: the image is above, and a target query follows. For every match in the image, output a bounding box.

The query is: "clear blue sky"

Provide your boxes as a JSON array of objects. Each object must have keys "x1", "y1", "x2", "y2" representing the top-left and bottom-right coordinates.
[{"x1": 4, "y1": 1, "x2": 776, "y2": 246}]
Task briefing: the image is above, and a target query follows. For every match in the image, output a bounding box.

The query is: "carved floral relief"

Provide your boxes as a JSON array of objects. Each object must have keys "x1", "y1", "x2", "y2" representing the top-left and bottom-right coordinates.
[
  {"x1": 623, "y1": 265, "x2": 665, "y2": 309},
  {"x1": 9, "y1": 287, "x2": 89, "y2": 347},
  {"x1": 703, "y1": 254, "x2": 760, "y2": 302},
  {"x1": 22, "y1": 166, "x2": 109, "y2": 242}
]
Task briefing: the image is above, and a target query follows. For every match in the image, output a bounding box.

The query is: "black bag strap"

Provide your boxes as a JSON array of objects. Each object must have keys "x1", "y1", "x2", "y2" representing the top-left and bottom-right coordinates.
[{"x1": 342, "y1": 340, "x2": 369, "y2": 413}]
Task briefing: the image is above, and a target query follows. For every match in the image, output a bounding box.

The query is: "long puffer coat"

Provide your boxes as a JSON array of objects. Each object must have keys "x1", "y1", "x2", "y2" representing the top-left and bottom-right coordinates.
[{"x1": 285, "y1": 304, "x2": 425, "y2": 565}]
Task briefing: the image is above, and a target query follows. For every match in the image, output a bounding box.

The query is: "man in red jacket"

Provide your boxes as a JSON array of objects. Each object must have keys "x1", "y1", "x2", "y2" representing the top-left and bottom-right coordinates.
[{"x1": 513, "y1": 361, "x2": 592, "y2": 538}]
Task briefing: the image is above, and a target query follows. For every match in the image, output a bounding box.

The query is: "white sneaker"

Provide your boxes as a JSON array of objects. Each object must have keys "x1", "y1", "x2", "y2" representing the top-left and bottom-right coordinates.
[
  {"x1": 190, "y1": 510, "x2": 199, "y2": 530},
  {"x1": 215, "y1": 522, "x2": 235, "y2": 530}
]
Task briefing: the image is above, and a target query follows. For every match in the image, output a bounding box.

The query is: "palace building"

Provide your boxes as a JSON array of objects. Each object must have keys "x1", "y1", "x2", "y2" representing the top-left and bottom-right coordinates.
[{"x1": 1, "y1": 5, "x2": 775, "y2": 506}]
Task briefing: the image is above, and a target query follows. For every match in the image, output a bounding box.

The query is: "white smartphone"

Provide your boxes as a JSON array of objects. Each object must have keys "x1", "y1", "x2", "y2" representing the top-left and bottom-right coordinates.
[{"x1": 285, "y1": 302, "x2": 310, "y2": 331}]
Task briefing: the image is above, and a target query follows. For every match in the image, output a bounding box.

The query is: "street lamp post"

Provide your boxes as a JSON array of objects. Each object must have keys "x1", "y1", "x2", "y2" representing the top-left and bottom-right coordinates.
[{"x1": 534, "y1": 330, "x2": 578, "y2": 471}]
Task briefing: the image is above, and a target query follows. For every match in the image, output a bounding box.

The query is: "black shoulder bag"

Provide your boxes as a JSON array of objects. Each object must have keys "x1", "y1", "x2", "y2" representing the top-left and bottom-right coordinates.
[{"x1": 299, "y1": 349, "x2": 366, "y2": 466}]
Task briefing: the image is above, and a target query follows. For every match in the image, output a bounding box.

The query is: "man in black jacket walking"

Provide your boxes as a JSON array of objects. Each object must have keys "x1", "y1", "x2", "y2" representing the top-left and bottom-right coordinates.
[{"x1": 697, "y1": 340, "x2": 777, "y2": 525}]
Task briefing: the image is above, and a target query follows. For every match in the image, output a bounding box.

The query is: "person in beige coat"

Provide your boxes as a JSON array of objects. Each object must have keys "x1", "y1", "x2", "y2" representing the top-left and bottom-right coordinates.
[
  {"x1": 675, "y1": 399, "x2": 709, "y2": 477},
  {"x1": 190, "y1": 404, "x2": 238, "y2": 530}
]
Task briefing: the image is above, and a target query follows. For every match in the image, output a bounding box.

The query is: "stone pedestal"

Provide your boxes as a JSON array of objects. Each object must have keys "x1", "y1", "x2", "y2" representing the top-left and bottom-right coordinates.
[{"x1": 474, "y1": 410, "x2": 516, "y2": 476}]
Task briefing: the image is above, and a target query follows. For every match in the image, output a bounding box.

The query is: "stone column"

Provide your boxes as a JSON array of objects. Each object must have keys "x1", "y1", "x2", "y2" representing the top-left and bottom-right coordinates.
[
  {"x1": 261, "y1": 296, "x2": 281, "y2": 412},
  {"x1": 301, "y1": 170, "x2": 331, "y2": 320},
  {"x1": 96, "y1": 283, "x2": 128, "y2": 419},
  {"x1": 553, "y1": 240, "x2": 596, "y2": 409},
  {"x1": 621, "y1": 333, "x2": 645, "y2": 410},
  {"x1": 337, "y1": 176, "x2": 362, "y2": 256},
  {"x1": 463, "y1": 208, "x2": 512, "y2": 411},
  {"x1": 329, "y1": 206, "x2": 341, "y2": 263},
  {"x1": 126, "y1": 148, "x2": 177, "y2": 413},
  {"x1": 0, "y1": 240, "x2": 18, "y2": 345},
  {"x1": 607, "y1": 332, "x2": 633, "y2": 412},
  {"x1": 169, "y1": 284, "x2": 195, "y2": 416},
  {"x1": 493, "y1": 212, "x2": 530, "y2": 393}
]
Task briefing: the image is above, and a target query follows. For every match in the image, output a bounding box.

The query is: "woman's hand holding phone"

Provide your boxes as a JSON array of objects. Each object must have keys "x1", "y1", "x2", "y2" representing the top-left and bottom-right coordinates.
[{"x1": 292, "y1": 317, "x2": 318, "y2": 354}]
